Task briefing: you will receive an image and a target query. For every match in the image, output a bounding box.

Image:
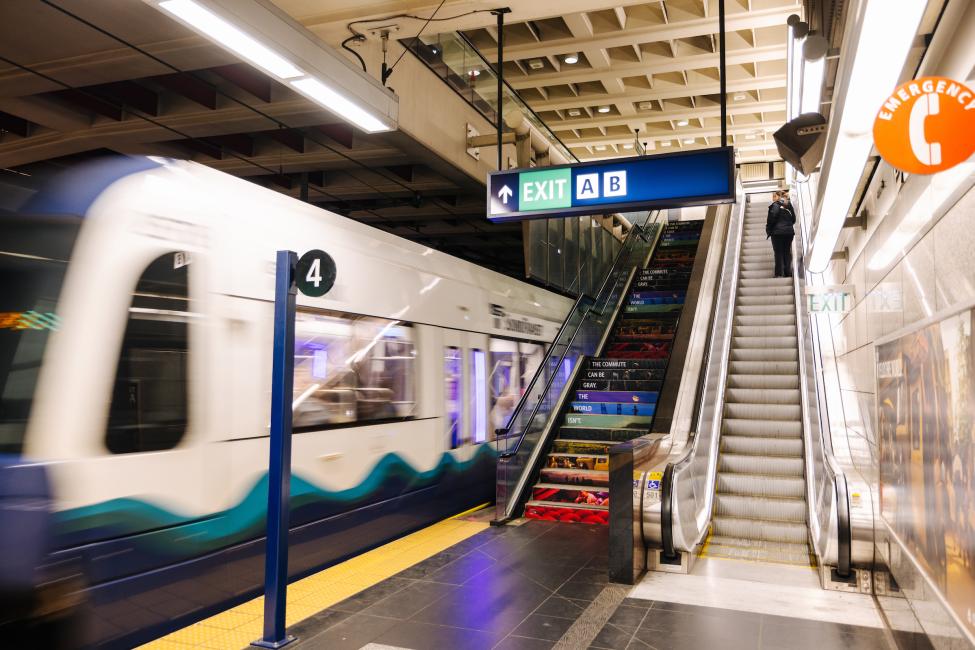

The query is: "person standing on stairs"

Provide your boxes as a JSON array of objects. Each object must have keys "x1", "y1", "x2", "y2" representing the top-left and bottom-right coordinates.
[{"x1": 766, "y1": 188, "x2": 796, "y2": 278}]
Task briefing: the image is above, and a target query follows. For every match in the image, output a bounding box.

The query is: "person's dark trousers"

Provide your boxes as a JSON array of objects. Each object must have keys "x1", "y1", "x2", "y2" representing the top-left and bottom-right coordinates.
[{"x1": 771, "y1": 234, "x2": 794, "y2": 277}]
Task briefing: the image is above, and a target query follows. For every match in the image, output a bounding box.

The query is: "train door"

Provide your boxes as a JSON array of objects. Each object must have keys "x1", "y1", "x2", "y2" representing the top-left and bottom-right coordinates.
[{"x1": 442, "y1": 330, "x2": 466, "y2": 449}]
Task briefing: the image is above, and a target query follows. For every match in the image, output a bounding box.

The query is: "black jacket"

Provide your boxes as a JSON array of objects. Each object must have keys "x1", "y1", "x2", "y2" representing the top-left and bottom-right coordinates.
[{"x1": 766, "y1": 201, "x2": 796, "y2": 237}]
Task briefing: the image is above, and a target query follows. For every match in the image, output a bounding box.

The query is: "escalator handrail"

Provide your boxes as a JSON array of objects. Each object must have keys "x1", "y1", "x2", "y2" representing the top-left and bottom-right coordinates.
[
  {"x1": 661, "y1": 186, "x2": 747, "y2": 558},
  {"x1": 791, "y1": 227, "x2": 853, "y2": 577}
]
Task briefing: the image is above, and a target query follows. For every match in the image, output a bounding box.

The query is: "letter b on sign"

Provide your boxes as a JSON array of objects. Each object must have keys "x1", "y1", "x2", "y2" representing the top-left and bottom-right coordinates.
[{"x1": 604, "y1": 171, "x2": 626, "y2": 197}]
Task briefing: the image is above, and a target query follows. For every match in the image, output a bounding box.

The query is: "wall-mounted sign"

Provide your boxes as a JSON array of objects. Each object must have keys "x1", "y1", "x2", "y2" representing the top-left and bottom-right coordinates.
[
  {"x1": 874, "y1": 76, "x2": 975, "y2": 175},
  {"x1": 487, "y1": 147, "x2": 735, "y2": 222},
  {"x1": 805, "y1": 284, "x2": 855, "y2": 314}
]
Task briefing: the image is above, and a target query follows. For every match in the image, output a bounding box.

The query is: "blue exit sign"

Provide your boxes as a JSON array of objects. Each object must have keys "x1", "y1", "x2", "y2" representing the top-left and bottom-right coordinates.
[{"x1": 487, "y1": 147, "x2": 735, "y2": 222}]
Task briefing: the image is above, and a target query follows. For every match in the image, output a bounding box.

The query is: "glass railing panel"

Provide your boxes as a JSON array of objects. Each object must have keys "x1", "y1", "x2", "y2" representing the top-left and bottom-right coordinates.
[{"x1": 495, "y1": 214, "x2": 660, "y2": 521}]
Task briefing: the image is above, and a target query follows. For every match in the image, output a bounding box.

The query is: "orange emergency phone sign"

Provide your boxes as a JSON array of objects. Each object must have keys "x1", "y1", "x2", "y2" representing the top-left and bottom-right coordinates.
[{"x1": 873, "y1": 76, "x2": 975, "y2": 175}]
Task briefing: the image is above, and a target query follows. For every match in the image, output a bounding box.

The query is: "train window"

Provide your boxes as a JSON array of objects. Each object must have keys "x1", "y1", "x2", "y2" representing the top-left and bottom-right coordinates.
[
  {"x1": 292, "y1": 310, "x2": 416, "y2": 430},
  {"x1": 106, "y1": 253, "x2": 192, "y2": 454},
  {"x1": 470, "y1": 349, "x2": 487, "y2": 443},
  {"x1": 445, "y1": 347, "x2": 463, "y2": 448},
  {"x1": 489, "y1": 339, "x2": 546, "y2": 435}
]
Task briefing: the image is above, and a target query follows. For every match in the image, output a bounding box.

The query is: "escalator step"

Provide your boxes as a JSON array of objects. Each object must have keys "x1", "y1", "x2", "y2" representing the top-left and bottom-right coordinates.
[
  {"x1": 711, "y1": 515, "x2": 808, "y2": 544},
  {"x1": 722, "y1": 418, "x2": 802, "y2": 437},
  {"x1": 721, "y1": 435, "x2": 803, "y2": 456},
  {"x1": 718, "y1": 453, "x2": 804, "y2": 476},
  {"x1": 715, "y1": 494, "x2": 807, "y2": 522}
]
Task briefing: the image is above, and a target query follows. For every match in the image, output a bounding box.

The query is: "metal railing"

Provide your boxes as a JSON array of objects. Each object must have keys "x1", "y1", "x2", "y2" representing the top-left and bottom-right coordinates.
[{"x1": 494, "y1": 214, "x2": 661, "y2": 523}]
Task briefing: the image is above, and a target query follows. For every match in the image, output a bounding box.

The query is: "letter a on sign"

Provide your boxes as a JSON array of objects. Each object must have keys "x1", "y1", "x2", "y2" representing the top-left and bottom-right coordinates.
[{"x1": 577, "y1": 173, "x2": 599, "y2": 199}]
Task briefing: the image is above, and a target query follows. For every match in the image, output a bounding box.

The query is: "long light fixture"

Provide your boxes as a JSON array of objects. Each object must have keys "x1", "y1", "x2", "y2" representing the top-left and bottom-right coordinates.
[
  {"x1": 800, "y1": 36, "x2": 828, "y2": 115},
  {"x1": 806, "y1": 0, "x2": 927, "y2": 273},
  {"x1": 160, "y1": 0, "x2": 304, "y2": 79},
  {"x1": 151, "y1": 0, "x2": 397, "y2": 133}
]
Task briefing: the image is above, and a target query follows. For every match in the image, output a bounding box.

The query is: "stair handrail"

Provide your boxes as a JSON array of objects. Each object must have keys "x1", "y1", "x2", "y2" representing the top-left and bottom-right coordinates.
[
  {"x1": 791, "y1": 222, "x2": 853, "y2": 577},
  {"x1": 660, "y1": 183, "x2": 746, "y2": 559}
]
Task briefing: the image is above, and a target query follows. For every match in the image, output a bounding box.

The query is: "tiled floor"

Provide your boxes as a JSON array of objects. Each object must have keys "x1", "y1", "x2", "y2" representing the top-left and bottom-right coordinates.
[
  {"x1": 589, "y1": 599, "x2": 891, "y2": 650},
  {"x1": 285, "y1": 520, "x2": 611, "y2": 650}
]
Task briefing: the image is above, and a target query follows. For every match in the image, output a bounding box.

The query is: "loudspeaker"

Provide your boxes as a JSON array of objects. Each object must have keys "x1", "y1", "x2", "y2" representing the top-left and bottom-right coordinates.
[{"x1": 773, "y1": 112, "x2": 827, "y2": 176}]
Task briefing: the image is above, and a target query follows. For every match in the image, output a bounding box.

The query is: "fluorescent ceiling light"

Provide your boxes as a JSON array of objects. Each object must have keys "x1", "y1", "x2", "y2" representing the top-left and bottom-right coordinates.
[
  {"x1": 597, "y1": 106, "x2": 611, "y2": 113},
  {"x1": 595, "y1": 145, "x2": 607, "y2": 151},
  {"x1": 623, "y1": 143, "x2": 634, "y2": 149},
  {"x1": 800, "y1": 36, "x2": 828, "y2": 115},
  {"x1": 528, "y1": 59, "x2": 545, "y2": 70},
  {"x1": 563, "y1": 54, "x2": 579, "y2": 64},
  {"x1": 638, "y1": 101, "x2": 653, "y2": 110},
  {"x1": 683, "y1": 138, "x2": 695, "y2": 144},
  {"x1": 734, "y1": 93, "x2": 747, "y2": 101},
  {"x1": 290, "y1": 77, "x2": 391, "y2": 132},
  {"x1": 159, "y1": 0, "x2": 304, "y2": 79},
  {"x1": 661, "y1": 141, "x2": 672, "y2": 147},
  {"x1": 677, "y1": 119, "x2": 689, "y2": 126},
  {"x1": 745, "y1": 133, "x2": 756, "y2": 140},
  {"x1": 567, "y1": 108, "x2": 581, "y2": 116},
  {"x1": 807, "y1": 0, "x2": 927, "y2": 272}
]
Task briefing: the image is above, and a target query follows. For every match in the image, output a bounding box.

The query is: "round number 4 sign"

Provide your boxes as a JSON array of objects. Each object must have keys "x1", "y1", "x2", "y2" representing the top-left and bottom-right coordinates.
[{"x1": 295, "y1": 249, "x2": 336, "y2": 297}]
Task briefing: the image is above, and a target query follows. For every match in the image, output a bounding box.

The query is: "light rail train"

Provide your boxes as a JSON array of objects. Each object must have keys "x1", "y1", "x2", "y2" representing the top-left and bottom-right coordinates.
[{"x1": 0, "y1": 156, "x2": 571, "y2": 648}]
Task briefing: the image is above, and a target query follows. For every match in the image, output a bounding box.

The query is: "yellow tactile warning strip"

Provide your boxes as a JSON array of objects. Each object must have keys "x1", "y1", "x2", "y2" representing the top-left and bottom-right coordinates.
[{"x1": 138, "y1": 505, "x2": 490, "y2": 650}]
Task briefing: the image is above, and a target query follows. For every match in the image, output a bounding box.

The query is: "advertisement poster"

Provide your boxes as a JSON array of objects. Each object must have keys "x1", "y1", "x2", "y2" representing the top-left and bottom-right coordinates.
[{"x1": 877, "y1": 309, "x2": 975, "y2": 635}]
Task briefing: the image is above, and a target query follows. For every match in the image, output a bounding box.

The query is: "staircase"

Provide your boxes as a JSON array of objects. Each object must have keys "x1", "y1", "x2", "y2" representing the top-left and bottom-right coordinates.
[
  {"x1": 524, "y1": 221, "x2": 704, "y2": 525},
  {"x1": 705, "y1": 198, "x2": 812, "y2": 565}
]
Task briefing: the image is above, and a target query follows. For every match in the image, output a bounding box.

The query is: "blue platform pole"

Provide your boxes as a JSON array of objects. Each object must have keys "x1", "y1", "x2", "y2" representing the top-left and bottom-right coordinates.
[{"x1": 253, "y1": 250, "x2": 298, "y2": 649}]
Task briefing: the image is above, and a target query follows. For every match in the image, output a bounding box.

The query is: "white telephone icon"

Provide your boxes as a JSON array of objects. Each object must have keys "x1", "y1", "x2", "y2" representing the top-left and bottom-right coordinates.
[{"x1": 909, "y1": 92, "x2": 942, "y2": 166}]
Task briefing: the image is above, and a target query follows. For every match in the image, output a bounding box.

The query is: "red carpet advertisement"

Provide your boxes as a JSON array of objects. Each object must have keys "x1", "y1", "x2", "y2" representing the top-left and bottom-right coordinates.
[{"x1": 877, "y1": 309, "x2": 975, "y2": 636}]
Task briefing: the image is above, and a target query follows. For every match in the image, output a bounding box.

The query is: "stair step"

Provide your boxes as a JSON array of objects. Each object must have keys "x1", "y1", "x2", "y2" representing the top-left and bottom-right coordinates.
[
  {"x1": 724, "y1": 402, "x2": 801, "y2": 421},
  {"x1": 712, "y1": 515, "x2": 808, "y2": 544},
  {"x1": 726, "y1": 374, "x2": 799, "y2": 389},
  {"x1": 728, "y1": 360, "x2": 799, "y2": 375},
  {"x1": 722, "y1": 418, "x2": 802, "y2": 437},
  {"x1": 737, "y1": 295, "x2": 794, "y2": 306},
  {"x1": 735, "y1": 304, "x2": 795, "y2": 316},
  {"x1": 564, "y1": 413, "x2": 654, "y2": 428},
  {"x1": 574, "y1": 390, "x2": 658, "y2": 403},
  {"x1": 733, "y1": 324, "x2": 797, "y2": 337},
  {"x1": 578, "y1": 379, "x2": 663, "y2": 391},
  {"x1": 539, "y1": 467, "x2": 609, "y2": 487},
  {"x1": 571, "y1": 401, "x2": 656, "y2": 416},
  {"x1": 557, "y1": 428, "x2": 645, "y2": 443},
  {"x1": 719, "y1": 453, "x2": 804, "y2": 476},
  {"x1": 716, "y1": 472, "x2": 806, "y2": 498},
  {"x1": 734, "y1": 314, "x2": 796, "y2": 327},
  {"x1": 739, "y1": 277, "x2": 792, "y2": 288},
  {"x1": 729, "y1": 348, "x2": 798, "y2": 362},
  {"x1": 737, "y1": 285, "x2": 793, "y2": 297},
  {"x1": 524, "y1": 501, "x2": 609, "y2": 525},
  {"x1": 715, "y1": 494, "x2": 807, "y2": 522},
  {"x1": 731, "y1": 336, "x2": 797, "y2": 349},
  {"x1": 551, "y1": 438, "x2": 615, "y2": 454},
  {"x1": 530, "y1": 484, "x2": 609, "y2": 508},
  {"x1": 724, "y1": 388, "x2": 801, "y2": 405},
  {"x1": 721, "y1": 435, "x2": 803, "y2": 456},
  {"x1": 588, "y1": 359, "x2": 666, "y2": 370},
  {"x1": 545, "y1": 453, "x2": 609, "y2": 470},
  {"x1": 704, "y1": 535, "x2": 812, "y2": 565}
]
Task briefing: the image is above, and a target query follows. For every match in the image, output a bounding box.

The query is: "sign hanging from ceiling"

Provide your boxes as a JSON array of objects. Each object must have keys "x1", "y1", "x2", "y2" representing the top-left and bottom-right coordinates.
[
  {"x1": 873, "y1": 76, "x2": 975, "y2": 175},
  {"x1": 487, "y1": 147, "x2": 736, "y2": 222}
]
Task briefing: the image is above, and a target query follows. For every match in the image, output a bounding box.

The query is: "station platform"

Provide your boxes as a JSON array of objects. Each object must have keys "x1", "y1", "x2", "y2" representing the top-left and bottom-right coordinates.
[{"x1": 143, "y1": 508, "x2": 892, "y2": 650}]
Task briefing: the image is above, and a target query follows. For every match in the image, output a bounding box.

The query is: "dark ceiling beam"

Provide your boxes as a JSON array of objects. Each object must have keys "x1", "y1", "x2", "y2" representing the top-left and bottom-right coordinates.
[
  {"x1": 52, "y1": 89, "x2": 122, "y2": 121},
  {"x1": 316, "y1": 123, "x2": 354, "y2": 149},
  {"x1": 0, "y1": 111, "x2": 32, "y2": 137},
  {"x1": 99, "y1": 81, "x2": 159, "y2": 117},
  {"x1": 152, "y1": 73, "x2": 217, "y2": 110},
  {"x1": 205, "y1": 133, "x2": 254, "y2": 157},
  {"x1": 173, "y1": 137, "x2": 224, "y2": 159},
  {"x1": 385, "y1": 164, "x2": 415, "y2": 183},
  {"x1": 211, "y1": 64, "x2": 272, "y2": 103},
  {"x1": 264, "y1": 128, "x2": 305, "y2": 153}
]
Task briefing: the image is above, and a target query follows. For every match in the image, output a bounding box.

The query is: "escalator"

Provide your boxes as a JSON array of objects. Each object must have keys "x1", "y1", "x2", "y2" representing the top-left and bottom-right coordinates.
[
  {"x1": 708, "y1": 199, "x2": 812, "y2": 564},
  {"x1": 520, "y1": 221, "x2": 704, "y2": 525}
]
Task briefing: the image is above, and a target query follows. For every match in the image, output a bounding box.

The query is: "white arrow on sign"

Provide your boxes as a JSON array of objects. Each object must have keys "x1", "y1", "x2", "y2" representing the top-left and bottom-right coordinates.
[{"x1": 497, "y1": 185, "x2": 513, "y2": 204}]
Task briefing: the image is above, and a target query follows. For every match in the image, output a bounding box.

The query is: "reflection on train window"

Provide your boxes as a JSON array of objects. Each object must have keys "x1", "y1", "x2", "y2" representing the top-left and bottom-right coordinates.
[
  {"x1": 106, "y1": 253, "x2": 192, "y2": 454},
  {"x1": 471, "y1": 349, "x2": 487, "y2": 443},
  {"x1": 0, "y1": 216, "x2": 80, "y2": 453},
  {"x1": 488, "y1": 338, "x2": 544, "y2": 434},
  {"x1": 292, "y1": 310, "x2": 416, "y2": 430},
  {"x1": 445, "y1": 347, "x2": 463, "y2": 448}
]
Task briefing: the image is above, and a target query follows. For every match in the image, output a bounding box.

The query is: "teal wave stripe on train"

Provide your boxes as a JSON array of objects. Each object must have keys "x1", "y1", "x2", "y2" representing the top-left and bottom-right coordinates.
[{"x1": 53, "y1": 445, "x2": 497, "y2": 556}]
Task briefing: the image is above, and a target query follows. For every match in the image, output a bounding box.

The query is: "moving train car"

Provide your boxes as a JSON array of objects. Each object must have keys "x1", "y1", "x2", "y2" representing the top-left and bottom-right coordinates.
[{"x1": 0, "y1": 156, "x2": 572, "y2": 648}]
